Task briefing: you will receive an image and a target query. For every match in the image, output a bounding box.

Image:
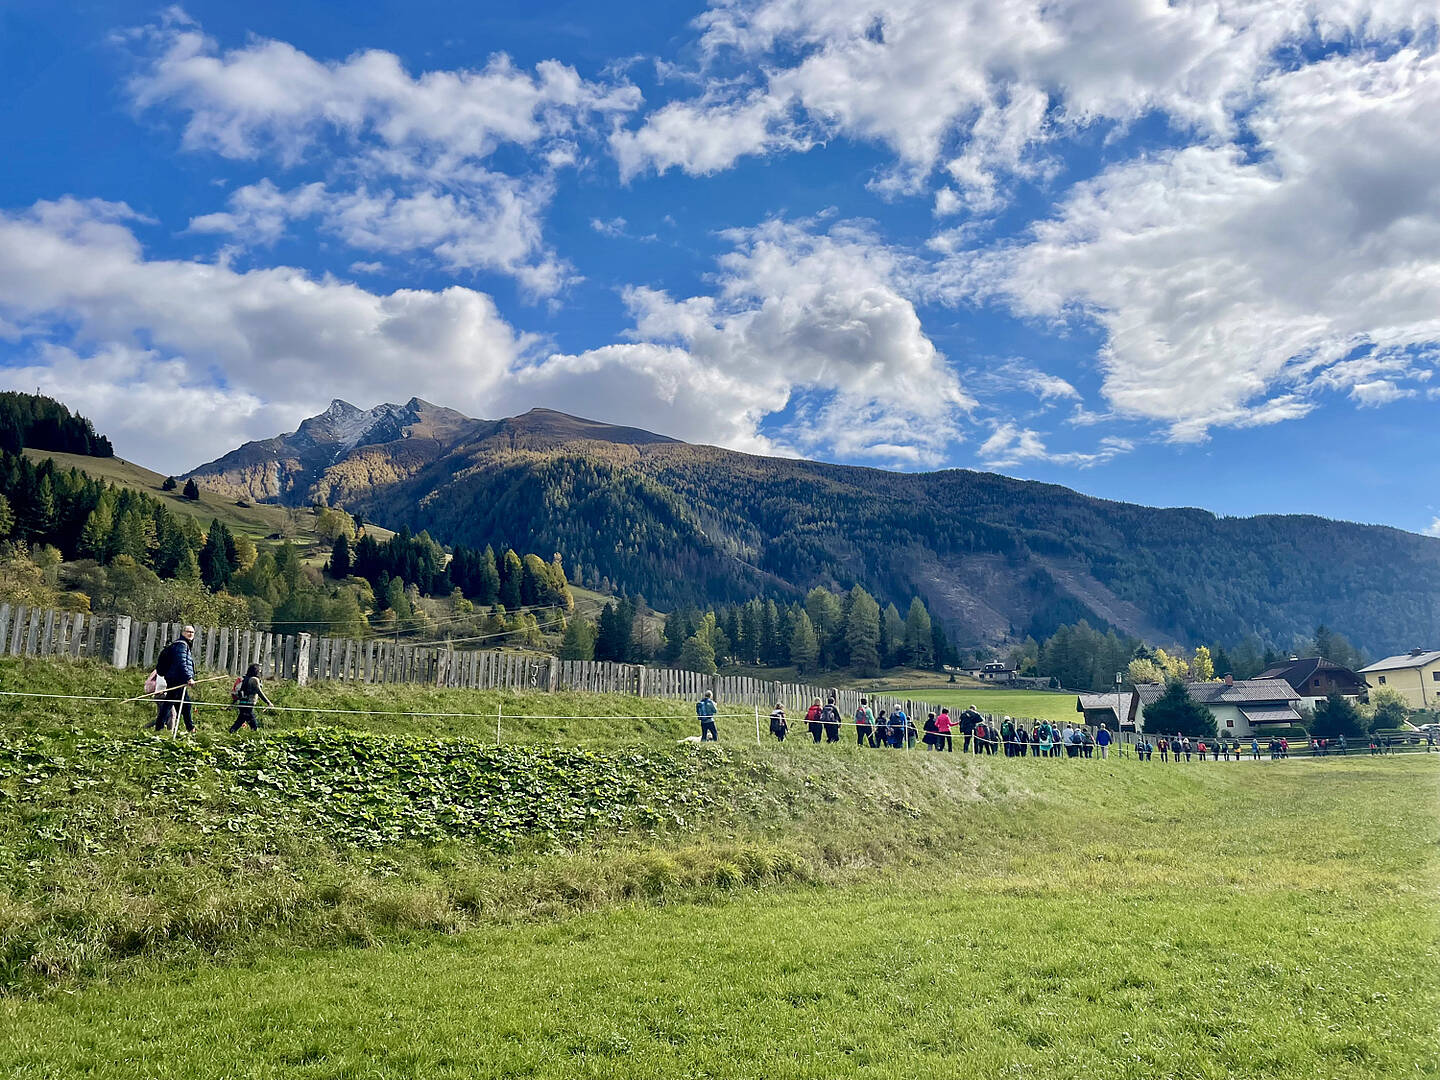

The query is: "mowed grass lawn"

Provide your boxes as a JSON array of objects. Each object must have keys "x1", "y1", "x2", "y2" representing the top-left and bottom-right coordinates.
[
  {"x1": 891, "y1": 685, "x2": 1084, "y2": 726},
  {"x1": 3, "y1": 754, "x2": 1436, "y2": 1079}
]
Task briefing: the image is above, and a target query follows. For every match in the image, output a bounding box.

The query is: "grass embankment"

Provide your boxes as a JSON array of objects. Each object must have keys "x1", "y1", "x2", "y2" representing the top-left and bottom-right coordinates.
[
  {"x1": 1, "y1": 656, "x2": 1437, "y2": 1077},
  {"x1": 22, "y1": 448, "x2": 395, "y2": 548}
]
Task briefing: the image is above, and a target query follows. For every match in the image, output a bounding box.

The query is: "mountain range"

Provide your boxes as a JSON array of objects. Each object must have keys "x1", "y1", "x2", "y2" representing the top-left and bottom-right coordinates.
[{"x1": 184, "y1": 399, "x2": 1440, "y2": 654}]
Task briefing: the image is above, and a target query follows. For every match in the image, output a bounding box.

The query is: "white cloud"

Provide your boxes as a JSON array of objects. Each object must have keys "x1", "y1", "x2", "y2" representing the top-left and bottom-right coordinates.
[
  {"x1": 509, "y1": 218, "x2": 975, "y2": 465},
  {"x1": 0, "y1": 198, "x2": 528, "y2": 467},
  {"x1": 978, "y1": 421, "x2": 1131, "y2": 468},
  {"x1": 128, "y1": 15, "x2": 640, "y2": 293},
  {"x1": 611, "y1": 91, "x2": 805, "y2": 181},
  {"x1": 127, "y1": 16, "x2": 639, "y2": 163},
  {"x1": 0, "y1": 200, "x2": 973, "y2": 471},
  {"x1": 947, "y1": 44, "x2": 1440, "y2": 440},
  {"x1": 1424, "y1": 517, "x2": 1440, "y2": 538},
  {"x1": 617, "y1": 1, "x2": 1436, "y2": 204}
]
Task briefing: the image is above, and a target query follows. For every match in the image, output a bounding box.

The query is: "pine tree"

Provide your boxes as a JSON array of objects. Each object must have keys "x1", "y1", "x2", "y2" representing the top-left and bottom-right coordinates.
[
  {"x1": 330, "y1": 534, "x2": 352, "y2": 578},
  {"x1": 499, "y1": 549, "x2": 523, "y2": 610},
  {"x1": 0, "y1": 492, "x2": 13, "y2": 539},
  {"x1": 903, "y1": 597, "x2": 933, "y2": 668},
  {"x1": 1311, "y1": 693, "x2": 1366, "y2": 739},
  {"x1": 559, "y1": 616, "x2": 596, "y2": 660},
  {"x1": 161, "y1": 476, "x2": 177, "y2": 492},
  {"x1": 788, "y1": 610, "x2": 819, "y2": 674},
  {"x1": 478, "y1": 546, "x2": 500, "y2": 604},
  {"x1": 199, "y1": 521, "x2": 236, "y2": 590},
  {"x1": 79, "y1": 501, "x2": 114, "y2": 560},
  {"x1": 182, "y1": 478, "x2": 200, "y2": 500},
  {"x1": 845, "y1": 585, "x2": 881, "y2": 676},
  {"x1": 881, "y1": 603, "x2": 903, "y2": 667}
]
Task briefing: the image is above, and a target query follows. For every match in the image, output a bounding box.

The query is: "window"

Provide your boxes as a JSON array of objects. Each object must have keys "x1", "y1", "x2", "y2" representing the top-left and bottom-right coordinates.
[
  {"x1": 1225, "y1": 718, "x2": 1234, "y2": 728},
  {"x1": 1432, "y1": 671, "x2": 1439, "y2": 682},
  {"x1": 1313, "y1": 678, "x2": 1321, "y2": 687},
  {"x1": 1378, "y1": 676, "x2": 1387, "y2": 685}
]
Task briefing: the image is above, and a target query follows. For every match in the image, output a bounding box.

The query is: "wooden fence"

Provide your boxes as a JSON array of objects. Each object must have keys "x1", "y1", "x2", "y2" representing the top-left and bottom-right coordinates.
[{"x1": 0, "y1": 601, "x2": 948, "y2": 721}]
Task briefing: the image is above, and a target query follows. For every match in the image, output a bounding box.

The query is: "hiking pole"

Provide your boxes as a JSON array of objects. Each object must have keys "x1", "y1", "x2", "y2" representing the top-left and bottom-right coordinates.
[
  {"x1": 170, "y1": 684, "x2": 187, "y2": 739},
  {"x1": 120, "y1": 674, "x2": 230, "y2": 706}
]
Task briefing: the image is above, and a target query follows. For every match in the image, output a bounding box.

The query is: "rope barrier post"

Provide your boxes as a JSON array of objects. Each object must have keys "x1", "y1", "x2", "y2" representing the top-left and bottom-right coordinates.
[{"x1": 754, "y1": 704, "x2": 761, "y2": 746}]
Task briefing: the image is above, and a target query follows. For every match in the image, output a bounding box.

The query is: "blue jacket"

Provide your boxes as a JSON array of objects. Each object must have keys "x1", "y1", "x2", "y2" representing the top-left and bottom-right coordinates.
[{"x1": 159, "y1": 638, "x2": 194, "y2": 684}]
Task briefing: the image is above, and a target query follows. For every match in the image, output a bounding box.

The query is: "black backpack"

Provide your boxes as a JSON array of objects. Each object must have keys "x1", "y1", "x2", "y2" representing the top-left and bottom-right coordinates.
[{"x1": 155, "y1": 641, "x2": 184, "y2": 682}]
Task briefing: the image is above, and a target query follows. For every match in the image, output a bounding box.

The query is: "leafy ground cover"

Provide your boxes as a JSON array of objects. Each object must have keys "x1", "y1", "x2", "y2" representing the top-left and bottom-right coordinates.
[{"x1": 0, "y1": 656, "x2": 1436, "y2": 1077}]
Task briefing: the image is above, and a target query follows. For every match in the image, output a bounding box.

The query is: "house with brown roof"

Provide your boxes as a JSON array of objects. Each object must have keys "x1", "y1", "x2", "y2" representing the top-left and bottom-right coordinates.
[
  {"x1": 1359, "y1": 649, "x2": 1440, "y2": 710},
  {"x1": 1133, "y1": 676, "x2": 1303, "y2": 737},
  {"x1": 1256, "y1": 656, "x2": 1367, "y2": 709}
]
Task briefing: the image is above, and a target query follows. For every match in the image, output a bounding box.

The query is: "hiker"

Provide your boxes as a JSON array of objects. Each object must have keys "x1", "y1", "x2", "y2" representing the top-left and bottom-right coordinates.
[
  {"x1": 697, "y1": 691, "x2": 719, "y2": 741},
  {"x1": 872, "y1": 709, "x2": 888, "y2": 748},
  {"x1": 935, "y1": 707, "x2": 954, "y2": 752},
  {"x1": 1096, "y1": 724, "x2": 1111, "y2": 759},
  {"x1": 922, "y1": 712, "x2": 938, "y2": 749},
  {"x1": 155, "y1": 625, "x2": 198, "y2": 734},
  {"x1": 959, "y1": 706, "x2": 982, "y2": 752},
  {"x1": 1081, "y1": 729, "x2": 1095, "y2": 758},
  {"x1": 145, "y1": 668, "x2": 168, "y2": 731},
  {"x1": 1250, "y1": 737, "x2": 1260, "y2": 760},
  {"x1": 228, "y1": 664, "x2": 274, "y2": 733},
  {"x1": 769, "y1": 702, "x2": 788, "y2": 741},
  {"x1": 821, "y1": 695, "x2": 843, "y2": 743},
  {"x1": 904, "y1": 711, "x2": 918, "y2": 749},
  {"x1": 854, "y1": 699, "x2": 873, "y2": 746},
  {"x1": 1158, "y1": 736, "x2": 1169, "y2": 762},
  {"x1": 1000, "y1": 716, "x2": 1016, "y2": 756},
  {"x1": 889, "y1": 706, "x2": 910, "y2": 748},
  {"x1": 805, "y1": 698, "x2": 824, "y2": 742}
]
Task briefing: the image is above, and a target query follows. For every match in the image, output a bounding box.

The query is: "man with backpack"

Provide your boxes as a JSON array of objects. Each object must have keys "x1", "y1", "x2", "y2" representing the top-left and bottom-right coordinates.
[
  {"x1": 154, "y1": 625, "x2": 197, "y2": 734},
  {"x1": 821, "y1": 695, "x2": 842, "y2": 743},
  {"x1": 696, "y1": 691, "x2": 719, "y2": 741},
  {"x1": 854, "y1": 699, "x2": 874, "y2": 746},
  {"x1": 958, "y1": 706, "x2": 982, "y2": 752}
]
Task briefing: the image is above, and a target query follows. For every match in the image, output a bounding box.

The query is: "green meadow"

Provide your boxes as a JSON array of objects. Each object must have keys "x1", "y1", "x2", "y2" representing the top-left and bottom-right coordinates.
[{"x1": 1, "y1": 656, "x2": 1436, "y2": 1078}]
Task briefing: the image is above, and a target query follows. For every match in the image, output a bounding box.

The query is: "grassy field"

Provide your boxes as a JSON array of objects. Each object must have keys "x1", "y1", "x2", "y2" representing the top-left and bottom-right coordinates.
[
  {"x1": 892, "y1": 685, "x2": 1082, "y2": 726},
  {"x1": 1, "y1": 655, "x2": 1436, "y2": 1077},
  {"x1": 22, "y1": 448, "x2": 394, "y2": 547}
]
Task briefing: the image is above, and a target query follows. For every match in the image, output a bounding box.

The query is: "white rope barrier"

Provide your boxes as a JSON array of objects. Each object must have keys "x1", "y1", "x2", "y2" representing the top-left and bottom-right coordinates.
[{"x1": 0, "y1": 690, "x2": 1432, "y2": 756}]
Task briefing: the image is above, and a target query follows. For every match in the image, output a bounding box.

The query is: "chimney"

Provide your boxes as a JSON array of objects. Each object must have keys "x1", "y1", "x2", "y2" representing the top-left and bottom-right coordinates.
[
  {"x1": 1411, "y1": 648, "x2": 1425, "y2": 656},
  {"x1": 1225, "y1": 674, "x2": 1234, "y2": 686}
]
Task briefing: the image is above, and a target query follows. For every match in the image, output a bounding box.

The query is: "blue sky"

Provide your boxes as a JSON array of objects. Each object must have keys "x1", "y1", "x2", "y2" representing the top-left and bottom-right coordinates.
[{"x1": 2, "y1": 1, "x2": 1439, "y2": 537}]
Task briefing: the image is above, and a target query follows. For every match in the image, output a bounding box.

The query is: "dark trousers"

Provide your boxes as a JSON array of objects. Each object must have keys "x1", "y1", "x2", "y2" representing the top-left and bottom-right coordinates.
[
  {"x1": 156, "y1": 686, "x2": 194, "y2": 732},
  {"x1": 857, "y1": 727, "x2": 870, "y2": 746},
  {"x1": 938, "y1": 734, "x2": 952, "y2": 751},
  {"x1": 824, "y1": 723, "x2": 840, "y2": 742},
  {"x1": 961, "y1": 734, "x2": 971, "y2": 752},
  {"x1": 809, "y1": 723, "x2": 823, "y2": 743},
  {"x1": 700, "y1": 719, "x2": 718, "y2": 741},
  {"x1": 229, "y1": 706, "x2": 259, "y2": 733}
]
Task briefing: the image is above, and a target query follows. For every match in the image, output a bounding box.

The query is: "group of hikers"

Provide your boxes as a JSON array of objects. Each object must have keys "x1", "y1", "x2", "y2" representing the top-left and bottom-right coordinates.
[
  {"x1": 743, "y1": 694, "x2": 1119, "y2": 758},
  {"x1": 145, "y1": 625, "x2": 274, "y2": 734}
]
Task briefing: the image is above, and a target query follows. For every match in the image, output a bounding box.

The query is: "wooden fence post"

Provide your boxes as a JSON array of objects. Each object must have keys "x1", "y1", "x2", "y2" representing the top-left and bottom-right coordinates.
[
  {"x1": 111, "y1": 615, "x2": 132, "y2": 669},
  {"x1": 296, "y1": 633, "x2": 311, "y2": 687}
]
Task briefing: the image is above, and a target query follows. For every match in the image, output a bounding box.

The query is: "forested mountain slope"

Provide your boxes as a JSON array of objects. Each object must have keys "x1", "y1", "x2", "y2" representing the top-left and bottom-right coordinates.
[{"x1": 188, "y1": 404, "x2": 1440, "y2": 653}]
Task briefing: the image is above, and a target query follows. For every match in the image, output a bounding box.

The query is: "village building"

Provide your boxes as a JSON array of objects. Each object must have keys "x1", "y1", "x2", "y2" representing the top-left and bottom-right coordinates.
[
  {"x1": 1358, "y1": 649, "x2": 1440, "y2": 710},
  {"x1": 1256, "y1": 656, "x2": 1368, "y2": 709},
  {"x1": 1076, "y1": 691, "x2": 1138, "y2": 730},
  {"x1": 978, "y1": 661, "x2": 1016, "y2": 683},
  {"x1": 1133, "y1": 676, "x2": 1303, "y2": 737}
]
